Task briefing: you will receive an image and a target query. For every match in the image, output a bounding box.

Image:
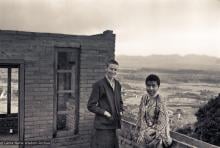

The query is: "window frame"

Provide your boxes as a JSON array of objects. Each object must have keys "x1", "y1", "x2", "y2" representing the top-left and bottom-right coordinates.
[
  {"x1": 0, "y1": 66, "x2": 16, "y2": 115},
  {"x1": 53, "y1": 48, "x2": 80, "y2": 137},
  {"x1": 0, "y1": 59, "x2": 24, "y2": 148}
]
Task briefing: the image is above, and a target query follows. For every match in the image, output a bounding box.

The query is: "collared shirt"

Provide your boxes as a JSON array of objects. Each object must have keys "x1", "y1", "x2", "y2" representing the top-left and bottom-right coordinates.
[{"x1": 105, "y1": 75, "x2": 115, "y2": 90}]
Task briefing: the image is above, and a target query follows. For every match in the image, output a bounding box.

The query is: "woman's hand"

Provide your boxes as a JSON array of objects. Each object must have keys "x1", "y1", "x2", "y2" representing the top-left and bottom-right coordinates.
[
  {"x1": 137, "y1": 135, "x2": 144, "y2": 144},
  {"x1": 163, "y1": 136, "x2": 173, "y2": 147}
]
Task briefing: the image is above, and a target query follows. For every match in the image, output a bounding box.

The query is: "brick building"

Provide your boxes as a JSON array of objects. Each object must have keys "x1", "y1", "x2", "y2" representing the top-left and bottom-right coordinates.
[{"x1": 0, "y1": 29, "x2": 115, "y2": 148}]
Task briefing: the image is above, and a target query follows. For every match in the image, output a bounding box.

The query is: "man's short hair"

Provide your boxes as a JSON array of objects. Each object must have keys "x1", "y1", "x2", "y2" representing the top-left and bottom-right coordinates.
[
  {"x1": 145, "y1": 74, "x2": 160, "y2": 86},
  {"x1": 106, "y1": 59, "x2": 119, "y2": 67}
]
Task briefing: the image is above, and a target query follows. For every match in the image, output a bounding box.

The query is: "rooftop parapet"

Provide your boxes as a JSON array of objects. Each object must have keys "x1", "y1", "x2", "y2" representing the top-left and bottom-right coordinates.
[{"x1": 119, "y1": 119, "x2": 220, "y2": 148}]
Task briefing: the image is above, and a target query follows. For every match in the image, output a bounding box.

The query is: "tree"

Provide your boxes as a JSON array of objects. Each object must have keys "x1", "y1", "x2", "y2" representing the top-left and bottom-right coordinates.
[{"x1": 194, "y1": 94, "x2": 220, "y2": 146}]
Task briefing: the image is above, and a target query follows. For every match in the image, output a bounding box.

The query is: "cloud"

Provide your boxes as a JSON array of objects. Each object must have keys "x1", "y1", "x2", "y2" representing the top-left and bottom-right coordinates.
[{"x1": 0, "y1": 0, "x2": 220, "y2": 57}]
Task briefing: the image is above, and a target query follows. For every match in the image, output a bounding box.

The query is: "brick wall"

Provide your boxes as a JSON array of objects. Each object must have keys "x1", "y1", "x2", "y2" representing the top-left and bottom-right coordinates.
[{"x1": 0, "y1": 29, "x2": 115, "y2": 148}]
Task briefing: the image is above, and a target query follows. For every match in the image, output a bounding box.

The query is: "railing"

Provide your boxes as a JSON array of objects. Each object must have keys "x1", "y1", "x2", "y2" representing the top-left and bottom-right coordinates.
[{"x1": 119, "y1": 119, "x2": 220, "y2": 148}]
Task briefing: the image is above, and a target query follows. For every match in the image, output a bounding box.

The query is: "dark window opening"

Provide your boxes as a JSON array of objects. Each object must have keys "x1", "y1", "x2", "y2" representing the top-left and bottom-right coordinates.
[
  {"x1": 0, "y1": 66, "x2": 19, "y2": 140},
  {"x1": 54, "y1": 49, "x2": 80, "y2": 137}
]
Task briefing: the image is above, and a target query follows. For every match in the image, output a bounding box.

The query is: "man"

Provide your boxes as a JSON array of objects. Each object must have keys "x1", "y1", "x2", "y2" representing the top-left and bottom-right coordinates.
[{"x1": 87, "y1": 59, "x2": 123, "y2": 148}]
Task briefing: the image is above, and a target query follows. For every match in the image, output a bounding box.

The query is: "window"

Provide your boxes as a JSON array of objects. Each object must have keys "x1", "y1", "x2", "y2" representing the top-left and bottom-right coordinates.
[
  {"x1": 0, "y1": 61, "x2": 24, "y2": 146},
  {"x1": 54, "y1": 48, "x2": 80, "y2": 137},
  {"x1": 0, "y1": 65, "x2": 19, "y2": 142},
  {"x1": 0, "y1": 68, "x2": 8, "y2": 114},
  {"x1": 0, "y1": 67, "x2": 18, "y2": 115}
]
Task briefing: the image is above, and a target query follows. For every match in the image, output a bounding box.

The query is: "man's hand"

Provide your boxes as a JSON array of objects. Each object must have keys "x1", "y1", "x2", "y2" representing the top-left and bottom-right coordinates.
[
  {"x1": 120, "y1": 111, "x2": 123, "y2": 116},
  {"x1": 104, "y1": 111, "x2": 112, "y2": 118}
]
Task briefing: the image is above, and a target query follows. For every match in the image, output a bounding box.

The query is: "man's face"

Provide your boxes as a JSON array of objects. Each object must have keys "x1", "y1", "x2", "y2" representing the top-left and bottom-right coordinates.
[
  {"x1": 146, "y1": 81, "x2": 159, "y2": 97},
  {"x1": 106, "y1": 63, "x2": 118, "y2": 80}
]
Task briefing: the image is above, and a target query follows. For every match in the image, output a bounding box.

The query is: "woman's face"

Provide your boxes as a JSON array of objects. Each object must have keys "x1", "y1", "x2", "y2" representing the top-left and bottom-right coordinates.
[{"x1": 146, "y1": 81, "x2": 159, "y2": 97}]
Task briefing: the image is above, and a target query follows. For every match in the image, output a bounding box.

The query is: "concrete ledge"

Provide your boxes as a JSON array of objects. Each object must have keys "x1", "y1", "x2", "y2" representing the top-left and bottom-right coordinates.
[
  {"x1": 0, "y1": 29, "x2": 114, "y2": 38},
  {"x1": 120, "y1": 119, "x2": 220, "y2": 148},
  {"x1": 170, "y1": 132, "x2": 219, "y2": 148}
]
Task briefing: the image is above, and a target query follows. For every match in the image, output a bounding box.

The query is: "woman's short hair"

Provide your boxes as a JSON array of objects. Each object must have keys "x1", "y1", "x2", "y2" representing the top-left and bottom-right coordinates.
[{"x1": 145, "y1": 74, "x2": 160, "y2": 86}]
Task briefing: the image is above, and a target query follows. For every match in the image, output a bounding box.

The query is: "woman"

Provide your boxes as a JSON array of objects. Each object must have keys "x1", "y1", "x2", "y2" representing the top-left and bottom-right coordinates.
[{"x1": 136, "y1": 74, "x2": 172, "y2": 148}]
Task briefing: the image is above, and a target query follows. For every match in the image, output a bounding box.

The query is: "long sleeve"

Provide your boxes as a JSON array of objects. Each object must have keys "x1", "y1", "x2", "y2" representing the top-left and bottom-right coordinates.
[
  {"x1": 119, "y1": 85, "x2": 124, "y2": 112},
  {"x1": 136, "y1": 96, "x2": 143, "y2": 130},
  {"x1": 136, "y1": 95, "x2": 155, "y2": 143},
  {"x1": 135, "y1": 96, "x2": 143, "y2": 143},
  {"x1": 87, "y1": 82, "x2": 105, "y2": 116},
  {"x1": 163, "y1": 100, "x2": 173, "y2": 146},
  {"x1": 157, "y1": 98, "x2": 172, "y2": 146},
  {"x1": 135, "y1": 95, "x2": 147, "y2": 140}
]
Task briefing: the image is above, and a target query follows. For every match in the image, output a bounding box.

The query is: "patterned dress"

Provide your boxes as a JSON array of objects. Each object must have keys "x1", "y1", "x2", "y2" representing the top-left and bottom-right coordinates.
[{"x1": 136, "y1": 94, "x2": 172, "y2": 148}]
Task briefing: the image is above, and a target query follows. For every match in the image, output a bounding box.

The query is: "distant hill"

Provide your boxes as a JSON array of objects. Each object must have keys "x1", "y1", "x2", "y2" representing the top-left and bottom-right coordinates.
[{"x1": 116, "y1": 54, "x2": 220, "y2": 72}]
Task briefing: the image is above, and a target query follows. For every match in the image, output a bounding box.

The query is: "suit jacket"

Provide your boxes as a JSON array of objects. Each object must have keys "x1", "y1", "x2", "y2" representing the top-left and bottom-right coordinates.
[{"x1": 87, "y1": 77, "x2": 124, "y2": 129}]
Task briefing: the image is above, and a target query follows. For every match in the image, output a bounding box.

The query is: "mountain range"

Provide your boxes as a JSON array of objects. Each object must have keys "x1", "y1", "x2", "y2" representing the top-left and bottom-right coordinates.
[{"x1": 116, "y1": 54, "x2": 220, "y2": 72}]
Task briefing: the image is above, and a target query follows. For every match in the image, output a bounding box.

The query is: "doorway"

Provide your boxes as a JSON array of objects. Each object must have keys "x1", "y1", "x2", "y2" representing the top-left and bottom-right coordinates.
[{"x1": 53, "y1": 48, "x2": 80, "y2": 137}]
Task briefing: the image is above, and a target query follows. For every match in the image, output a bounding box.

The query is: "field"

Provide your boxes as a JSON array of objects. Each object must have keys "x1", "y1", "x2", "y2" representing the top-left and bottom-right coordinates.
[{"x1": 118, "y1": 68, "x2": 220, "y2": 130}]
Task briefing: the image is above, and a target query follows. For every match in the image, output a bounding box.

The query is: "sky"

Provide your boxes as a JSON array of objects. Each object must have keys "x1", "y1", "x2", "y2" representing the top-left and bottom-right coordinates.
[{"x1": 0, "y1": 0, "x2": 220, "y2": 57}]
